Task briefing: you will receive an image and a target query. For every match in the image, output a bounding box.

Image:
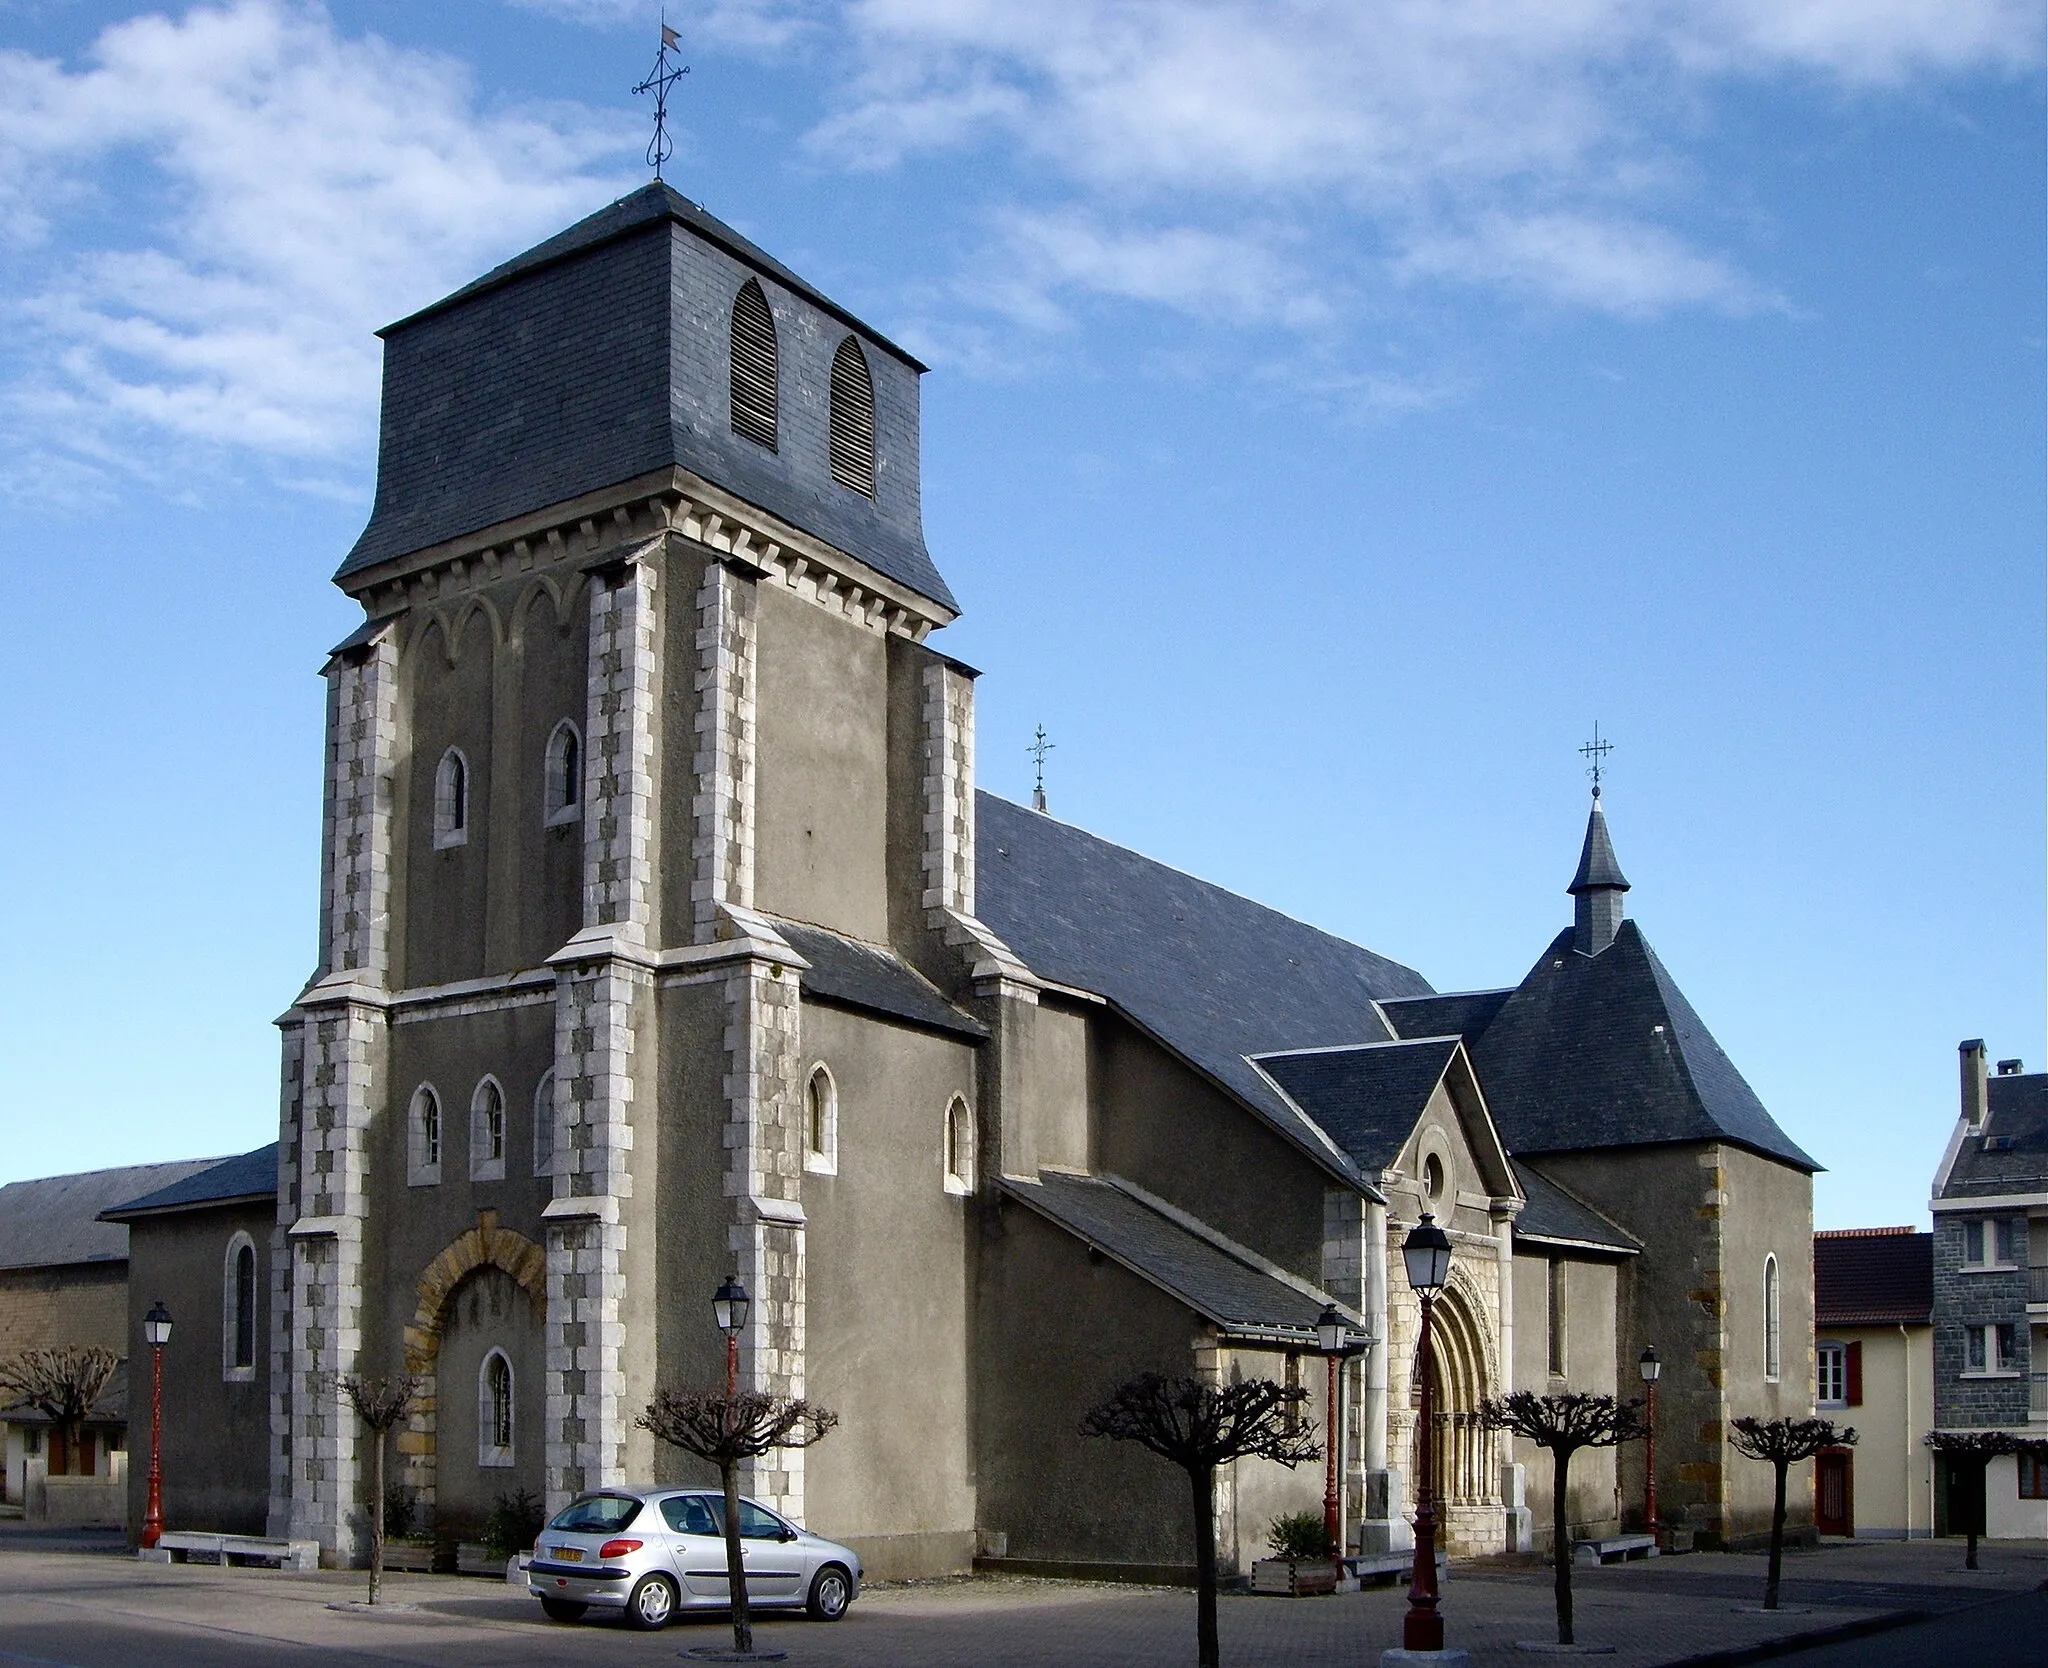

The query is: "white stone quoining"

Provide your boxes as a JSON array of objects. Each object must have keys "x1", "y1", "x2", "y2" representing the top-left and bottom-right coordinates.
[
  {"x1": 691, "y1": 560, "x2": 758, "y2": 942},
  {"x1": 321, "y1": 634, "x2": 398, "y2": 980},
  {"x1": 585, "y1": 555, "x2": 661, "y2": 935}
]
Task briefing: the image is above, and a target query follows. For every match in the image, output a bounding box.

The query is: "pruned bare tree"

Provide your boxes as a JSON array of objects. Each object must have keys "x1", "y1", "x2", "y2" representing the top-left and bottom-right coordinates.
[
  {"x1": 1481, "y1": 1391, "x2": 1647, "y2": 1646},
  {"x1": 335, "y1": 1373, "x2": 421, "y2": 1606},
  {"x1": 0, "y1": 1347, "x2": 119, "y2": 1474},
  {"x1": 1922, "y1": 1429, "x2": 2018, "y2": 1571},
  {"x1": 1081, "y1": 1373, "x2": 1320, "y2": 1668},
  {"x1": 1730, "y1": 1416, "x2": 1856, "y2": 1608},
  {"x1": 638, "y1": 1388, "x2": 838, "y2": 1653}
]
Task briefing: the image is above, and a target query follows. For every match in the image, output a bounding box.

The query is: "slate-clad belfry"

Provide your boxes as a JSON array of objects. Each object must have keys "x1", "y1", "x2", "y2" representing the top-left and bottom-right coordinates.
[{"x1": 258, "y1": 182, "x2": 1823, "y2": 1577}]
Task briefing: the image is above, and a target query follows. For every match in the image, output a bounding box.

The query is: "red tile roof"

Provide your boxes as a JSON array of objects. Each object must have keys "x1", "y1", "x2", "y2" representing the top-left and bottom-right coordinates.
[{"x1": 1814, "y1": 1228, "x2": 1933, "y2": 1327}]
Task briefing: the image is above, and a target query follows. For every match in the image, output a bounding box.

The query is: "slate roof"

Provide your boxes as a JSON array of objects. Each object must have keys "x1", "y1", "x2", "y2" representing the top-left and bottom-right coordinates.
[
  {"x1": 100, "y1": 1145, "x2": 279, "y2": 1221},
  {"x1": 1569, "y1": 796, "x2": 1630, "y2": 893},
  {"x1": 1379, "y1": 990, "x2": 1513, "y2": 1046},
  {"x1": 1942, "y1": 1072, "x2": 2048, "y2": 1196},
  {"x1": 1251, "y1": 1040, "x2": 1462, "y2": 1173},
  {"x1": 1001, "y1": 1171, "x2": 1336, "y2": 1340},
  {"x1": 975, "y1": 793, "x2": 1434, "y2": 1186},
  {"x1": 771, "y1": 919, "x2": 987, "y2": 1041},
  {"x1": 1813, "y1": 1229, "x2": 1933, "y2": 1327},
  {"x1": 1463, "y1": 922, "x2": 1817, "y2": 1170},
  {"x1": 0, "y1": 1160, "x2": 223, "y2": 1272},
  {"x1": 1511, "y1": 1161, "x2": 1639, "y2": 1256}
]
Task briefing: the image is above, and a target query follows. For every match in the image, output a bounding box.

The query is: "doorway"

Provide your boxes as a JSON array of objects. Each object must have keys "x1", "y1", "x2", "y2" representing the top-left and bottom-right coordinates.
[{"x1": 1815, "y1": 1448, "x2": 1852, "y2": 1537}]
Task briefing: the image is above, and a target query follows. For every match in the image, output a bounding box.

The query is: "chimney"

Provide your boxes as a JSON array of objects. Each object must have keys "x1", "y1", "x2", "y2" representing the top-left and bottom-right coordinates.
[
  {"x1": 1997, "y1": 1058, "x2": 2024, "y2": 1076},
  {"x1": 1960, "y1": 1039, "x2": 1988, "y2": 1130}
]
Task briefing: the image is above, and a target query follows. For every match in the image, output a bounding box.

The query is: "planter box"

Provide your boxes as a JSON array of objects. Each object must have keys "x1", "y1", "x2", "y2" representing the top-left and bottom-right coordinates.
[
  {"x1": 455, "y1": 1541, "x2": 503, "y2": 1576},
  {"x1": 381, "y1": 1540, "x2": 436, "y2": 1574},
  {"x1": 1251, "y1": 1557, "x2": 1340, "y2": 1596}
]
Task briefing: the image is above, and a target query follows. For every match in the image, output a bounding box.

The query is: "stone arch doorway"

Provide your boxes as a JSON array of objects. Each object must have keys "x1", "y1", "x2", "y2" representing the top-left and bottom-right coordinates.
[
  {"x1": 398, "y1": 1212, "x2": 547, "y2": 1535},
  {"x1": 1408, "y1": 1277, "x2": 1496, "y2": 1551}
]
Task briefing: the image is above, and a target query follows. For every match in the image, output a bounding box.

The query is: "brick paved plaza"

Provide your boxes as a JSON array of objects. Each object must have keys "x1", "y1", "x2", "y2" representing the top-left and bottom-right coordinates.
[{"x1": 1, "y1": 1534, "x2": 2043, "y2": 1667}]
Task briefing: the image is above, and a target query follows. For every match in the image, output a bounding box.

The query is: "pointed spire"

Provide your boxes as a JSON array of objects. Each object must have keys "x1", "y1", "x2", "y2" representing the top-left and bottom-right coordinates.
[{"x1": 1568, "y1": 789, "x2": 1631, "y2": 955}]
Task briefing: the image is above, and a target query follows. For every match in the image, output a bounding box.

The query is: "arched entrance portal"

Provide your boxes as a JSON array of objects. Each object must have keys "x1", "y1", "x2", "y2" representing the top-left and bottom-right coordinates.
[
  {"x1": 1407, "y1": 1276, "x2": 1498, "y2": 1553},
  {"x1": 398, "y1": 1211, "x2": 547, "y2": 1536}
]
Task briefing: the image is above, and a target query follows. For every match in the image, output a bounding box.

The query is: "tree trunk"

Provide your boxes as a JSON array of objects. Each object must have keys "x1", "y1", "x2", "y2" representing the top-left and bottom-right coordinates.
[
  {"x1": 1552, "y1": 1446, "x2": 1575, "y2": 1646},
  {"x1": 367, "y1": 1427, "x2": 385, "y2": 1606},
  {"x1": 1763, "y1": 1460, "x2": 1787, "y2": 1610},
  {"x1": 722, "y1": 1458, "x2": 753, "y2": 1652},
  {"x1": 1190, "y1": 1462, "x2": 1220, "y2": 1668},
  {"x1": 1965, "y1": 1461, "x2": 1982, "y2": 1570}
]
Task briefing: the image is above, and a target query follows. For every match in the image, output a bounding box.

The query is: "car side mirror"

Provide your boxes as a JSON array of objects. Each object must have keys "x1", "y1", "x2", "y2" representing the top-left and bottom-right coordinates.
[{"x1": 780, "y1": 1528, "x2": 798, "y2": 1541}]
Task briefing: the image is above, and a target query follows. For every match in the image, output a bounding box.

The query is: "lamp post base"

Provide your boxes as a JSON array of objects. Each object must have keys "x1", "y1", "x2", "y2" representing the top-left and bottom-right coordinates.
[{"x1": 1381, "y1": 1650, "x2": 1472, "y2": 1666}]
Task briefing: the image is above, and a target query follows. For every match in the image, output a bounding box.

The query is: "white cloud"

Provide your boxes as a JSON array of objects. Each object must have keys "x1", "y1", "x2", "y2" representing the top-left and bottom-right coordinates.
[{"x1": 0, "y1": 2, "x2": 631, "y2": 492}]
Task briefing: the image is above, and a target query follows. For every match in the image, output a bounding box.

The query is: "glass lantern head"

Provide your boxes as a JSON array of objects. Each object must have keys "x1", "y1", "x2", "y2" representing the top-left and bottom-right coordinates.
[
  {"x1": 1639, "y1": 1343, "x2": 1661, "y2": 1382},
  {"x1": 1402, "y1": 1213, "x2": 1453, "y2": 1293},
  {"x1": 712, "y1": 1276, "x2": 750, "y2": 1339},
  {"x1": 143, "y1": 1299, "x2": 174, "y2": 1348}
]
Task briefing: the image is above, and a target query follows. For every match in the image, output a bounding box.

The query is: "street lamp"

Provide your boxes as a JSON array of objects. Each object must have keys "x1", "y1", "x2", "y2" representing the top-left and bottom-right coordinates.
[
  {"x1": 713, "y1": 1277, "x2": 750, "y2": 1398},
  {"x1": 1638, "y1": 1344, "x2": 1661, "y2": 1543},
  {"x1": 140, "y1": 1300, "x2": 172, "y2": 1550},
  {"x1": 1400, "y1": 1214, "x2": 1453, "y2": 1655},
  {"x1": 1315, "y1": 1304, "x2": 1350, "y2": 1559}
]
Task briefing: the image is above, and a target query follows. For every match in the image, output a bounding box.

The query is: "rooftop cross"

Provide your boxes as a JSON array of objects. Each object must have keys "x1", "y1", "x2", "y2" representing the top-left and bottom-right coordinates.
[
  {"x1": 1029, "y1": 725, "x2": 1055, "y2": 813},
  {"x1": 632, "y1": 18, "x2": 690, "y2": 182},
  {"x1": 1579, "y1": 723, "x2": 1614, "y2": 797}
]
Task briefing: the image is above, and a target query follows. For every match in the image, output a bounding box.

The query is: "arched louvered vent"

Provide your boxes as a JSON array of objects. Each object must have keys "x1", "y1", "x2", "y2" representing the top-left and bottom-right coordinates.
[
  {"x1": 730, "y1": 280, "x2": 779, "y2": 450},
  {"x1": 828, "y1": 336, "x2": 876, "y2": 496}
]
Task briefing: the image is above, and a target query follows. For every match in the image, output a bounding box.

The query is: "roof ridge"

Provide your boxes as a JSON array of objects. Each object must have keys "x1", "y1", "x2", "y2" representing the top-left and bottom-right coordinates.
[{"x1": 1815, "y1": 1226, "x2": 1923, "y2": 1238}]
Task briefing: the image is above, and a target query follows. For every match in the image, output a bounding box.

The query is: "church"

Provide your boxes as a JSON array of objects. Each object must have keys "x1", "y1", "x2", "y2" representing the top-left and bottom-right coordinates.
[{"x1": 108, "y1": 182, "x2": 1821, "y2": 1580}]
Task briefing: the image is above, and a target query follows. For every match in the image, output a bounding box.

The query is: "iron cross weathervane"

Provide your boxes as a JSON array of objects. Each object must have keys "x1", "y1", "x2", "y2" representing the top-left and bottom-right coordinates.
[
  {"x1": 1580, "y1": 723, "x2": 1614, "y2": 795},
  {"x1": 633, "y1": 18, "x2": 690, "y2": 181},
  {"x1": 1029, "y1": 725, "x2": 1055, "y2": 813}
]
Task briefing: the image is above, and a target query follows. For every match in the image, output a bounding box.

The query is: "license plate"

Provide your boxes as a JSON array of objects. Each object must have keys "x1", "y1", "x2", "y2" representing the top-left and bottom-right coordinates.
[{"x1": 552, "y1": 1546, "x2": 583, "y2": 1563}]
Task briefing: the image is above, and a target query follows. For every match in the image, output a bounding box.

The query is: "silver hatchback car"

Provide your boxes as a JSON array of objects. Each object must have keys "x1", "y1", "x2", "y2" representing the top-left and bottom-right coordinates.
[{"x1": 526, "y1": 1486, "x2": 862, "y2": 1630}]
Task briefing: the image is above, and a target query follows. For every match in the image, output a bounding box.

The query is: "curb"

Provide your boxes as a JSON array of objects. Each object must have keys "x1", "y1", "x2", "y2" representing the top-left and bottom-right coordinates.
[{"x1": 1660, "y1": 1608, "x2": 1929, "y2": 1667}]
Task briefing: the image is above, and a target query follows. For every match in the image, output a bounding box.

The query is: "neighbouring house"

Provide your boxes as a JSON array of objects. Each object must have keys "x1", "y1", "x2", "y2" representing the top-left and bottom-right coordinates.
[
  {"x1": 0, "y1": 1159, "x2": 218, "y2": 1521},
  {"x1": 1930, "y1": 1042, "x2": 2048, "y2": 1540},
  {"x1": 1812, "y1": 1227, "x2": 1934, "y2": 1538}
]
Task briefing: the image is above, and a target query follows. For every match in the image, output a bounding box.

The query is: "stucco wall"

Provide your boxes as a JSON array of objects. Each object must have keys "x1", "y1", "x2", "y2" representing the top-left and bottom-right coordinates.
[
  {"x1": 1821, "y1": 1324, "x2": 1933, "y2": 1538},
  {"x1": 123, "y1": 1203, "x2": 275, "y2": 1539},
  {"x1": 799, "y1": 1002, "x2": 980, "y2": 1575},
  {"x1": 1511, "y1": 1249, "x2": 1623, "y2": 1544},
  {"x1": 430, "y1": 1264, "x2": 546, "y2": 1538}
]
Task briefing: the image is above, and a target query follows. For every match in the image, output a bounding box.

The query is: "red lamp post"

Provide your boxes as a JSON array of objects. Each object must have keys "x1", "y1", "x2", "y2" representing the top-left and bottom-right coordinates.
[
  {"x1": 713, "y1": 1276, "x2": 750, "y2": 1398},
  {"x1": 1639, "y1": 1344, "x2": 1661, "y2": 1544},
  {"x1": 1401, "y1": 1214, "x2": 1454, "y2": 1655},
  {"x1": 1314, "y1": 1304, "x2": 1355, "y2": 1557},
  {"x1": 140, "y1": 1300, "x2": 173, "y2": 1550}
]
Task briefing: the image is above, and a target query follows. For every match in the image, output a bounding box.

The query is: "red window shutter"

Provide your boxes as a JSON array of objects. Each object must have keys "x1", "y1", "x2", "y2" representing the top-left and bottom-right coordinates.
[{"x1": 1845, "y1": 1340, "x2": 1863, "y2": 1407}]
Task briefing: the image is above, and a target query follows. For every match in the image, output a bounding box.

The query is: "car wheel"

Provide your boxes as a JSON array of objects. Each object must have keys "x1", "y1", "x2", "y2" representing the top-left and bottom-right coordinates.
[
  {"x1": 625, "y1": 1573, "x2": 678, "y2": 1631},
  {"x1": 806, "y1": 1563, "x2": 853, "y2": 1622},
  {"x1": 539, "y1": 1597, "x2": 588, "y2": 1623}
]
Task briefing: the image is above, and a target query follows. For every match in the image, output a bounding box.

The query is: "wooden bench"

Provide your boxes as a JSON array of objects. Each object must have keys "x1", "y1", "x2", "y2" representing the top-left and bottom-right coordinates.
[
  {"x1": 142, "y1": 1532, "x2": 320, "y2": 1572},
  {"x1": 1572, "y1": 1534, "x2": 1658, "y2": 1567}
]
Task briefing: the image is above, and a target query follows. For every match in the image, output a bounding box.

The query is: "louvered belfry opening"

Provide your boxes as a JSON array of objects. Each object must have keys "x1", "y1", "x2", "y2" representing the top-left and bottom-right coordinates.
[
  {"x1": 829, "y1": 335, "x2": 877, "y2": 496},
  {"x1": 730, "y1": 278, "x2": 779, "y2": 450}
]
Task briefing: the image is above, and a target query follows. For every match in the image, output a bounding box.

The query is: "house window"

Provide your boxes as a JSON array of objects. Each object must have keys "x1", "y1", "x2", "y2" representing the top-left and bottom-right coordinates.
[
  {"x1": 804, "y1": 1065, "x2": 837, "y2": 1175},
  {"x1": 1964, "y1": 1323, "x2": 2018, "y2": 1375},
  {"x1": 221, "y1": 1234, "x2": 258, "y2": 1381},
  {"x1": 471, "y1": 1077, "x2": 506, "y2": 1182},
  {"x1": 1764, "y1": 1255, "x2": 1782, "y2": 1383},
  {"x1": 434, "y1": 748, "x2": 470, "y2": 848},
  {"x1": 480, "y1": 1350, "x2": 514, "y2": 1467},
  {"x1": 1546, "y1": 1258, "x2": 1566, "y2": 1378},
  {"x1": 409, "y1": 1086, "x2": 442, "y2": 1186},
  {"x1": 1817, "y1": 1342, "x2": 1846, "y2": 1406},
  {"x1": 545, "y1": 721, "x2": 582, "y2": 825},
  {"x1": 944, "y1": 1095, "x2": 975, "y2": 1194},
  {"x1": 828, "y1": 336, "x2": 876, "y2": 496},
  {"x1": 1422, "y1": 1153, "x2": 1446, "y2": 1205},
  {"x1": 2021, "y1": 1448, "x2": 2048, "y2": 1500},
  {"x1": 1963, "y1": 1219, "x2": 2014, "y2": 1269},
  {"x1": 730, "y1": 279, "x2": 779, "y2": 449},
  {"x1": 532, "y1": 1070, "x2": 556, "y2": 1179}
]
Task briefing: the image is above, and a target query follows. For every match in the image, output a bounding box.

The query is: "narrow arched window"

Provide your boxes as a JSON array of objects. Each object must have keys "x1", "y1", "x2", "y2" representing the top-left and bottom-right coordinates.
[
  {"x1": 730, "y1": 279, "x2": 779, "y2": 450},
  {"x1": 409, "y1": 1085, "x2": 442, "y2": 1186},
  {"x1": 480, "y1": 1350, "x2": 514, "y2": 1466},
  {"x1": 434, "y1": 748, "x2": 469, "y2": 848},
  {"x1": 545, "y1": 721, "x2": 581, "y2": 825},
  {"x1": 472, "y1": 1077, "x2": 506, "y2": 1181},
  {"x1": 222, "y1": 1233, "x2": 258, "y2": 1380},
  {"x1": 533, "y1": 1069, "x2": 556, "y2": 1179},
  {"x1": 804, "y1": 1065, "x2": 836, "y2": 1175},
  {"x1": 944, "y1": 1095, "x2": 974, "y2": 1194},
  {"x1": 828, "y1": 335, "x2": 876, "y2": 496},
  {"x1": 1763, "y1": 1254, "x2": 1782, "y2": 1383}
]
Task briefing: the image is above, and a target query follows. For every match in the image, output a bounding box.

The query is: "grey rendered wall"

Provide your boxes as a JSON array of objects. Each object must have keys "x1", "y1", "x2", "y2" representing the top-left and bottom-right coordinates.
[
  {"x1": 798, "y1": 1002, "x2": 980, "y2": 1576},
  {"x1": 1091, "y1": 1017, "x2": 1326, "y2": 1284},
  {"x1": 753, "y1": 583, "x2": 891, "y2": 944},
  {"x1": 124, "y1": 1203, "x2": 275, "y2": 1539},
  {"x1": 1510, "y1": 1249, "x2": 1622, "y2": 1544},
  {"x1": 430, "y1": 1265, "x2": 545, "y2": 1537},
  {"x1": 1718, "y1": 1144, "x2": 1815, "y2": 1541}
]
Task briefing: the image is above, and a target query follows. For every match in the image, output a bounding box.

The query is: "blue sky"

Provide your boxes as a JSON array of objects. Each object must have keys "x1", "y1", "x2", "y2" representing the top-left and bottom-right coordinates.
[{"x1": 0, "y1": 1, "x2": 2039, "y2": 1233}]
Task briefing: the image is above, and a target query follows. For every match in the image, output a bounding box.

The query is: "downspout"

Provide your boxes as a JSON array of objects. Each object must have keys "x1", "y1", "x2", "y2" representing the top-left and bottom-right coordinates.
[
  {"x1": 1366, "y1": 1198, "x2": 1389, "y2": 1474},
  {"x1": 1899, "y1": 1324, "x2": 1913, "y2": 1539}
]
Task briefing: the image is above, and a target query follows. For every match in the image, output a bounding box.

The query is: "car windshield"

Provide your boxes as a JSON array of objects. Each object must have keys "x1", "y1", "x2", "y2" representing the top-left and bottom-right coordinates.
[{"x1": 548, "y1": 1494, "x2": 642, "y2": 1534}]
